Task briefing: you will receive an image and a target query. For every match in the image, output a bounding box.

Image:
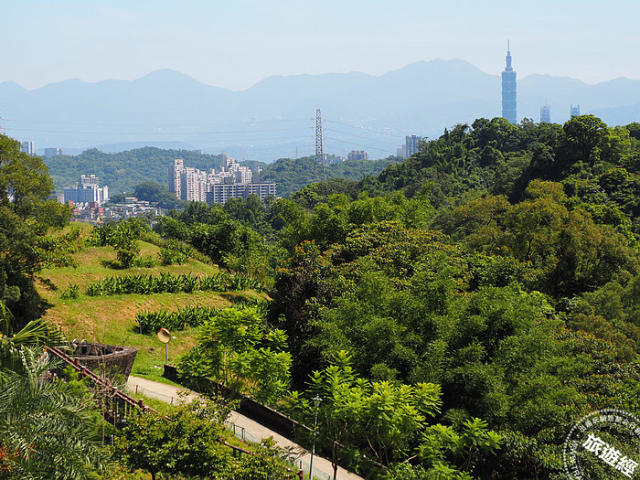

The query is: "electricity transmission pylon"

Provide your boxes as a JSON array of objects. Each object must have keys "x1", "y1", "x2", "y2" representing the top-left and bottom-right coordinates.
[{"x1": 315, "y1": 109, "x2": 327, "y2": 187}]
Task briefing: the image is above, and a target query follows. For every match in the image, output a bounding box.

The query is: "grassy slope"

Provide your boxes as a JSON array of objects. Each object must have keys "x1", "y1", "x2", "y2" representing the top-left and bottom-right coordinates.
[{"x1": 37, "y1": 226, "x2": 248, "y2": 383}]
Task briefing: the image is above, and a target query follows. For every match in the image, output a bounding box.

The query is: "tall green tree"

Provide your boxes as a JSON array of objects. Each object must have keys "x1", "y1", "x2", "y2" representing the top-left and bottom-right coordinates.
[
  {"x1": 0, "y1": 134, "x2": 69, "y2": 328},
  {"x1": 282, "y1": 351, "x2": 500, "y2": 479},
  {"x1": 178, "y1": 307, "x2": 291, "y2": 404}
]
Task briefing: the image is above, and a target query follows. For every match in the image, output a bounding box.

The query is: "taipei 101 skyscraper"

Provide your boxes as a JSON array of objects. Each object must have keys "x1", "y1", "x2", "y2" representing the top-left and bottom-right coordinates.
[{"x1": 501, "y1": 42, "x2": 517, "y2": 123}]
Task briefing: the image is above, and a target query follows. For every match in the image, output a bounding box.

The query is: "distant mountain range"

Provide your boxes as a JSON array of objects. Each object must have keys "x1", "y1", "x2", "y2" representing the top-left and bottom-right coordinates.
[{"x1": 2, "y1": 60, "x2": 640, "y2": 161}]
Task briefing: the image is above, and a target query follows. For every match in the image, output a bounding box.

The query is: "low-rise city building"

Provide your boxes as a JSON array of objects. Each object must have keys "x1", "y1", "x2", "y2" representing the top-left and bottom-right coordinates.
[
  {"x1": 68, "y1": 197, "x2": 160, "y2": 224},
  {"x1": 64, "y1": 174, "x2": 109, "y2": 205},
  {"x1": 44, "y1": 147, "x2": 63, "y2": 157},
  {"x1": 348, "y1": 150, "x2": 368, "y2": 161}
]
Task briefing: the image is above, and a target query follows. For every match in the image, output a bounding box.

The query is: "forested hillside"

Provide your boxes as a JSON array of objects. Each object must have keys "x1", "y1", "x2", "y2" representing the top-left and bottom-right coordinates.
[
  {"x1": 152, "y1": 115, "x2": 640, "y2": 479},
  {"x1": 254, "y1": 155, "x2": 400, "y2": 196},
  {"x1": 44, "y1": 146, "x2": 398, "y2": 197},
  {"x1": 6, "y1": 115, "x2": 640, "y2": 479},
  {"x1": 44, "y1": 147, "x2": 225, "y2": 192}
]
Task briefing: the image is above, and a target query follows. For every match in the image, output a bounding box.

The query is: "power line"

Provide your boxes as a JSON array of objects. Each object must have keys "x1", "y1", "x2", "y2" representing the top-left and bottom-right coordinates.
[
  {"x1": 2, "y1": 125, "x2": 314, "y2": 136},
  {"x1": 323, "y1": 135, "x2": 395, "y2": 155},
  {"x1": 323, "y1": 126, "x2": 399, "y2": 143},
  {"x1": 1, "y1": 116, "x2": 313, "y2": 129},
  {"x1": 323, "y1": 118, "x2": 404, "y2": 138}
]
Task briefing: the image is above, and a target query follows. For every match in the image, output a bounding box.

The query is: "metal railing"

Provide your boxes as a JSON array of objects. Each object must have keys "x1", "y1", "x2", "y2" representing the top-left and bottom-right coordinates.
[
  {"x1": 44, "y1": 345, "x2": 305, "y2": 479},
  {"x1": 45, "y1": 345, "x2": 157, "y2": 422},
  {"x1": 226, "y1": 421, "x2": 331, "y2": 480}
]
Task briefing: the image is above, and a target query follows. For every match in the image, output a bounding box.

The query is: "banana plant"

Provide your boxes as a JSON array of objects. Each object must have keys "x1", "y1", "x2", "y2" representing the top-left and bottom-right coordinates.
[{"x1": 0, "y1": 300, "x2": 66, "y2": 382}]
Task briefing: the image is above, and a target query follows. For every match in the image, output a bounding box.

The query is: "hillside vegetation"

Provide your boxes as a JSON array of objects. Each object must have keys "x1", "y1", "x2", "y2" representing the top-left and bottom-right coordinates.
[
  {"x1": 150, "y1": 115, "x2": 640, "y2": 479},
  {"x1": 35, "y1": 222, "x2": 261, "y2": 383},
  {"x1": 44, "y1": 146, "x2": 225, "y2": 192},
  {"x1": 6, "y1": 115, "x2": 640, "y2": 479},
  {"x1": 44, "y1": 146, "x2": 399, "y2": 197},
  {"x1": 254, "y1": 155, "x2": 401, "y2": 196}
]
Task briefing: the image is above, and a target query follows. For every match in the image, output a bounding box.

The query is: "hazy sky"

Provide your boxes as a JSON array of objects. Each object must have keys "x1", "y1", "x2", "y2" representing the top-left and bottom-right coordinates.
[{"x1": 3, "y1": 0, "x2": 639, "y2": 90}]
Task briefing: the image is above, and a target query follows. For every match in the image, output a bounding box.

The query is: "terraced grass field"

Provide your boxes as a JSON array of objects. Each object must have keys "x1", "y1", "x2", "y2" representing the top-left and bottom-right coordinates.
[{"x1": 36, "y1": 223, "x2": 262, "y2": 384}]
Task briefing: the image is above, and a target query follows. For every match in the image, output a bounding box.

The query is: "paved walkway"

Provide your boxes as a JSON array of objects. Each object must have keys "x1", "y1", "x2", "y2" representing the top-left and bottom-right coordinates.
[{"x1": 126, "y1": 375, "x2": 364, "y2": 480}]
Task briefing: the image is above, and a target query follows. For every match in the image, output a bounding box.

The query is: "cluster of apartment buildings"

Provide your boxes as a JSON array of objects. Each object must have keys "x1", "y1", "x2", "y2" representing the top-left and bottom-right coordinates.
[
  {"x1": 168, "y1": 156, "x2": 276, "y2": 204},
  {"x1": 63, "y1": 175, "x2": 109, "y2": 205},
  {"x1": 61, "y1": 174, "x2": 159, "y2": 224}
]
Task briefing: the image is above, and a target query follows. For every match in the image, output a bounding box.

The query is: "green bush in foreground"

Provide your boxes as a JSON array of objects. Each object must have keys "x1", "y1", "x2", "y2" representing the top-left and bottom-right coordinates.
[
  {"x1": 158, "y1": 239, "x2": 192, "y2": 265},
  {"x1": 115, "y1": 397, "x2": 294, "y2": 480}
]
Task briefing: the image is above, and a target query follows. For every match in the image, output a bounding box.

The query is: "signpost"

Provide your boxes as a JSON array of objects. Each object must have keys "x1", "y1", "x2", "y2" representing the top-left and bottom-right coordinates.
[{"x1": 157, "y1": 327, "x2": 171, "y2": 364}]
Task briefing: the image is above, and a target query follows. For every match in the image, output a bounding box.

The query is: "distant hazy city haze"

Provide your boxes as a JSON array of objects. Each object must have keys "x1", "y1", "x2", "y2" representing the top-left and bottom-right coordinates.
[
  {"x1": 6, "y1": 57, "x2": 640, "y2": 161},
  {"x1": 2, "y1": 0, "x2": 640, "y2": 90}
]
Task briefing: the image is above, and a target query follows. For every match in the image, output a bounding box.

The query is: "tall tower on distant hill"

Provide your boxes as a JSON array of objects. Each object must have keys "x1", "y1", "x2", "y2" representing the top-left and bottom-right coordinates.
[
  {"x1": 570, "y1": 104, "x2": 581, "y2": 118},
  {"x1": 501, "y1": 42, "x2": 517, "y2": 123},
  {"x1": 540, "y1": 104, "x2": 551, "y2": 123}
]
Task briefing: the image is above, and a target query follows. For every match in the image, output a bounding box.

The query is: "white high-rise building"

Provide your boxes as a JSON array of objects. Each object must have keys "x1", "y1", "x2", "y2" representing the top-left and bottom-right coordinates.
[
  {"x1": 405, "y1": 135, "x2": 422, "y2": 158},
  {"x1": 235, "y1": 169, "x2": 252, "y2": 184},
  {"x1": 179, "y1": 167, "x2": 209, "y2": 202},
  {"x1": 168, "y1": 159, "x2": 184, "y2": 199},
  {"x1": 21, "y1": 141, "x2": 35, "y2": 155}
]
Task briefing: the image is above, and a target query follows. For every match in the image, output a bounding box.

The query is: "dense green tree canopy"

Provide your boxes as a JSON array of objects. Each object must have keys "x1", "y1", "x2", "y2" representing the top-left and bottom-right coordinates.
[
  {"x1": 71, "y1": 115, "x2": 640, "y2": 479},
  {"x1": 0, "y1": 134, "x2": 70, "y2": 328}
]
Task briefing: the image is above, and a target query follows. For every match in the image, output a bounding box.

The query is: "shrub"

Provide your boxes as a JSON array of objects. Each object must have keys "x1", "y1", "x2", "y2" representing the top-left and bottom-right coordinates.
[
  {"x1": 158, "y1": 240, "x2": 191, "y2": 266},
  {"x1": 135, "y1": 306, "x2": 219, "y2": 333},
  {"x1": 132, "y1": 255, "x2": 159, "y2": 268},
  {"x1": 60, "y1": 284, "x2": 80, "y2": 299},
  {"x1": 86, "y1": 272, "x2": 263, "y2": 296}
]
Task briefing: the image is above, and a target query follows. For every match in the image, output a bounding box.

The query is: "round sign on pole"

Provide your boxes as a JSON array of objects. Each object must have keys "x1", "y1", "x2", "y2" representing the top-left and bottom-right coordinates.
[
  {"x1": 157, "y1": 328, "x2": 171, "y2": 344},
  {"x1": 157, "y1": 328, "x2": 171, "y2": 365}
]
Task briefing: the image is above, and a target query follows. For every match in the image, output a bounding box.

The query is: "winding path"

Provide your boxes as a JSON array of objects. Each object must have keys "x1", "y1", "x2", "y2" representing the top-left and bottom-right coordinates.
[{"x1": 126, "y1": 375, "x2": 364, "y2": 480}]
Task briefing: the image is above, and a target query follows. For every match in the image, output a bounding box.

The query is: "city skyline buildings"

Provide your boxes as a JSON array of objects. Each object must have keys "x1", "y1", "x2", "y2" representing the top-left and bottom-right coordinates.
[
  {"x1": 405, "y1": 135, "x2": 422, "y2": 158},
  {"x1": 571, "y1": 104, "x2": 581, "y2": 117},
  {"x1": 347, "y1": 150, "x2": 368, "y2": 161},
  {"x1": 21, "y1": 141, "x2": 35, "y2": 155},
  {"x1": 168, "y1": 157, "x2": 275, "y2": 204},
  {"x1": 44, "y1": 147, "x2": 63, "y2": 157},
  {"x1": 12, "y1": 43, "x2": 594, "y2": 163}
]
